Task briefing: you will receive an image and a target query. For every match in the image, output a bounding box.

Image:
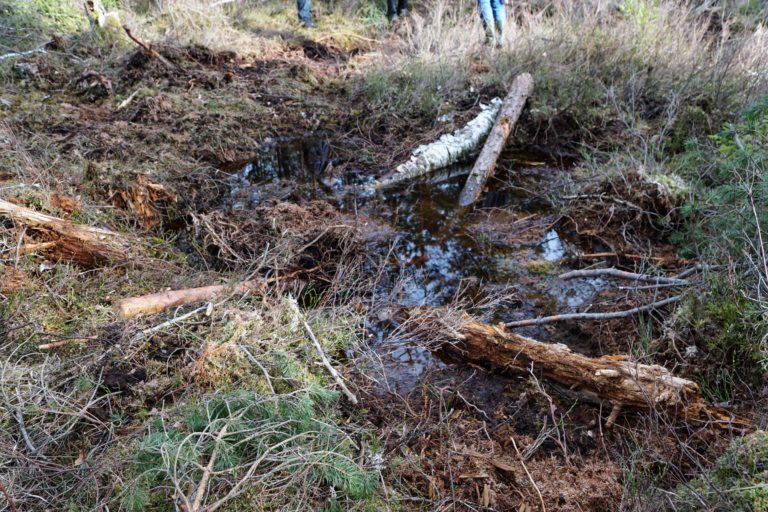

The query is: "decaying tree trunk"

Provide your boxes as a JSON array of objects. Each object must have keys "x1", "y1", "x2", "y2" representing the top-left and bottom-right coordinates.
[
  {"x1": 0, "y1": 198, "x2": 129, "y2": 267},
  {"x1": 117, "y1": 280, "x2": 266, "y2": 319},
  {"x1": 368, "y1": 99, "x2": 503, "y2": 190},
  {"x1": 430, "y1": 315, "x2": 746, "y2": 427},
  {"x1": 459, "y1": 73, "x2": 534, "y2": 207}
]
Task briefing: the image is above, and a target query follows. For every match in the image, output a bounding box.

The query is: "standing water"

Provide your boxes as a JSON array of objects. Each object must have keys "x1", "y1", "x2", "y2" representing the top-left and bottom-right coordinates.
[{"x1": 225, "y1": 138, "x2": 607, "y2": 392}]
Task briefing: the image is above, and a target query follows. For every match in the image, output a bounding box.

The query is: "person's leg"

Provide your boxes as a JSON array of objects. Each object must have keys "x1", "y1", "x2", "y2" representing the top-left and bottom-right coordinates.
[
  {"x1": 297, "y1": 0, "x2": 313, "y2": 27},
  {"x1": 477, "y1": 0, "x2": 495, "y2": 44},
  {"x1": 491, "y1": 0, "x2": 505, "y2": 37},
  {"x1": 387, "y1": 0, "x2": 396, "y2": 19},
  {"x1": 489, "y1": 0, "x2": 505, "y2": 47},
  {"x1": 397, "y1": 0, "x2": 408, "y2": 16}
]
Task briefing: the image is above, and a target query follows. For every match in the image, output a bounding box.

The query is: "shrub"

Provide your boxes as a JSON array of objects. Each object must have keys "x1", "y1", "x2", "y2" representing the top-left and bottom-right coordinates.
[
  {"x1": 670, "y1": 430, "x2": 768, "y2": 511},
  {"x1": 122, "y1": 387, "x2": 379, "y2": 511}
]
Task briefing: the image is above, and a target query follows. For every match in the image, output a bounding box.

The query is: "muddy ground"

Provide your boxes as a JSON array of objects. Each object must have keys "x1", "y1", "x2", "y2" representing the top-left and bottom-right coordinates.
[{"x1": 1, "y1": 26, "x2": 762, "y2": 512}]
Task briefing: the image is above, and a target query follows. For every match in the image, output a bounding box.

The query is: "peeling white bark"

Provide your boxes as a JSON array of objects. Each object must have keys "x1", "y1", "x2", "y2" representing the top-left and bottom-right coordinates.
[{"x1": 368, "y1": 98, "x2": 502, "y2": 190}]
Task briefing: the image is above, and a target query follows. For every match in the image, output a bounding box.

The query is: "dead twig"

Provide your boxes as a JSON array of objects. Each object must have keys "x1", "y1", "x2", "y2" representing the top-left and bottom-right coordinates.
[
  {"x1": 14, "y1": 406, "x2": 48, "y2": 460},
  {"x1": 0, "y1": 46, "x2": 47, "y2": 62},
  {"x1": 189, "y1": 424, "x2": 229, "y2": 512},
  {"x1": 511, "y1": 437, "x2": 546, "y2": 512},
  {"x1": 575, "y1": 252, "x2": 668, "y2": 263},
  {"x1": 121, "y1": 25, "x2": 177, "y2": 69},
  {"x1": 504, "y1": 295, "x2": 683, "y2": 328},
  {"x1": 38, "y1": 335, "x2": 97, "y2": 350},
  {"x1": 561, "y1": 193, "x2": 647, "y2": 213},
  {"x1": 0, "y1": 480, "x2": 17, "y2": 512},
  {"x1": 288, "y1": 298, "x2": 358, "y2": 405},
  {"x1": 138, "y1": 303, "x2": 211, "y2": 338}
]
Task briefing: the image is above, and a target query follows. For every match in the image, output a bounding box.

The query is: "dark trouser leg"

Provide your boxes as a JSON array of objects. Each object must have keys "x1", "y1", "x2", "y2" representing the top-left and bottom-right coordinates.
[
  {"x1": 387, "y1": 0, "x2": 396, "y2": 19},
  {"x1": 389, "y1": 0, "x2": 408, "y2": 19}
]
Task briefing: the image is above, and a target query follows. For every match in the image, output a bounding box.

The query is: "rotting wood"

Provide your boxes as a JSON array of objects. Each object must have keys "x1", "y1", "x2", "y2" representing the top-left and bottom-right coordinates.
[
  {"x1": 430, "y1": 314, "x2": 747, "y2": 428},
  {"x1": 110, "y1": 174, "x2": 176, "y2": 229},
  {"x1": 458, "y1": 73, "x2": 534, "y2": 207},
  {"x1": 0, "y1": 198, "x2": 129, "y2": 267},
  {"x1": 367, "y1": 99, "x2": 503, "y2": 190}
]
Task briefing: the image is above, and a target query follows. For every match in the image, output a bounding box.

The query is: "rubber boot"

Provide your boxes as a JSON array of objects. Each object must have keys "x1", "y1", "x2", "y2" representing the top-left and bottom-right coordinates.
[{"x1": 484, "y1": 27, "x2": 495, "y2": 46}]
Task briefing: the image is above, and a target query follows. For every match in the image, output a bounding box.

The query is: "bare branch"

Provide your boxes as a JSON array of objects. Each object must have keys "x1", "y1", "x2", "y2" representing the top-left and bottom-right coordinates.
[
  {"x1": 558, "y1": 267, "x2": 690, "y2": 285},
  {"x1": 504, "y1": 295, "x2": 683, "y2": 328}
]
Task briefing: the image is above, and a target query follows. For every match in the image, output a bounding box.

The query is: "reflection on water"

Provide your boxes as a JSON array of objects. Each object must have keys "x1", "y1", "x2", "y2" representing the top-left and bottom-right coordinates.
[
  {"x1": 228, "y1": 138, "x2": 332, "y2": 209},
  {"x1": 225, "y1": 139, "x2": 602, "y2": 392},
  {"x1": 538, "y1": 229, "x2": 566, "y2": 261}
]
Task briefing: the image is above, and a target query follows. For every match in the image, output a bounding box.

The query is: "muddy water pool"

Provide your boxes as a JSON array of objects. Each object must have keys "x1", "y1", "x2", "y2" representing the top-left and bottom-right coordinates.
[{"x1": 224, "y1": 137, "x2": 609, "y2": 393}]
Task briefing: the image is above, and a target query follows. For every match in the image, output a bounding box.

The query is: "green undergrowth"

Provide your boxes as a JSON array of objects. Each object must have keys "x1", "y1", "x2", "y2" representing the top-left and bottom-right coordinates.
[
  {"x1": 116, "y1": 299, "x2": 380, "y2": 511},
  {"x1": 670, "y1": 430, "x2": 768, "y2": 512},
  {"x1": 669, "y1": 95, "x2": 768, "y2": 385},
  {"x1": 122, "y1": 387, "x2": 379, "y2": 511},
  {"x1": 0, "y1": 0, "x2": 86, "y2": 49}
]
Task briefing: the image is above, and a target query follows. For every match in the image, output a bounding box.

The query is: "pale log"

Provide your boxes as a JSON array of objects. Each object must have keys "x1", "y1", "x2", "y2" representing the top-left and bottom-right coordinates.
[
  {"x1": 0, "y1": 198, "x2": 129, "y2": 267},
  {"x1": 117, "y1": 280, "x2": 264, "y2": 319},
  {"x1": 459, "y1": 73, "x2": 534, "y2": 207}
]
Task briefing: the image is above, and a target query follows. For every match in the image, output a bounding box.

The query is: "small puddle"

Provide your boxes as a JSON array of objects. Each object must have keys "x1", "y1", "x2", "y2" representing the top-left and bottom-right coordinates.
[{"x1": 222, "y1": 137, "x2": 607, "y2": 392}]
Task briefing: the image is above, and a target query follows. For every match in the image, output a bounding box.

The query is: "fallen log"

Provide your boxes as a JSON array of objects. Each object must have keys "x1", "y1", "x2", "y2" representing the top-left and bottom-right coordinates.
[
  {"x1": 0, "y1": 198, "x2": 129, "y2": 267},
  {"x1": 458, "y1": 73, "x2": 534, "y2": 207},
  {"x1": 367, "y1": 99, "x2": 503, "y2": 190},
  {"x1": 428, "y1": 314, "x2": 746, "y2": 427},
  {"x1": 117, "y1": 280, "x2": 265, "y2": 320},
  {"x1": 116, "y1": 267, "x2": 315, "y2": 319}
]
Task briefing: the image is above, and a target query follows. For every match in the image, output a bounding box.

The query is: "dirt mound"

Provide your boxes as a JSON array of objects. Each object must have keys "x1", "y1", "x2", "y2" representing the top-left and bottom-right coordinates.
[{"x1": 119, "y1": 45, "x2": 237, "y2": 88}]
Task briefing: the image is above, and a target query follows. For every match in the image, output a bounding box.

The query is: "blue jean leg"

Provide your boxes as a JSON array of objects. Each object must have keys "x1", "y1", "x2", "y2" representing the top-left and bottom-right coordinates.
[
  {"x1": 492, "y1": 0, "x2": 505, "y2": 33},
  {"x1": 297, "y1": 0, "x2": 312, "y2": 24},
  {"x1": 477, "y1": 0, "x2": 505, "y2": 33}
]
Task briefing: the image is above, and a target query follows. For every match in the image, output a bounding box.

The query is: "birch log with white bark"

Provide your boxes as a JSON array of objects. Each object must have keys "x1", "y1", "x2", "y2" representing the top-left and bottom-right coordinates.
[
  {"x1": 459, "y1": 73, "x2": 534, "y2": 207},
  {"x1": 368, "y1": 99, "x2": 503, "y2": 190}
]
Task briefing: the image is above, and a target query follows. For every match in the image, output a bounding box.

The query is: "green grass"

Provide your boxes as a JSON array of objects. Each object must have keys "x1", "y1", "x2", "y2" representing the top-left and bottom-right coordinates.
[{"x1": 0, "y1": 0, "x2": 86, "y2": 49}]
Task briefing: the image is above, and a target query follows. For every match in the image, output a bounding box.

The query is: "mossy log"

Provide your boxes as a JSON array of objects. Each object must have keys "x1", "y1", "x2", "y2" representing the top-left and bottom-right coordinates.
[
  {"x1": 459, "y1": 73, "x2": 534, "y2": 207},
  {"x1": 438, "y1": 315, "x2": 747, "y2": 428},
  {"x1": 0, "y1": 198, "x2": 130, "y2": 267}
]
